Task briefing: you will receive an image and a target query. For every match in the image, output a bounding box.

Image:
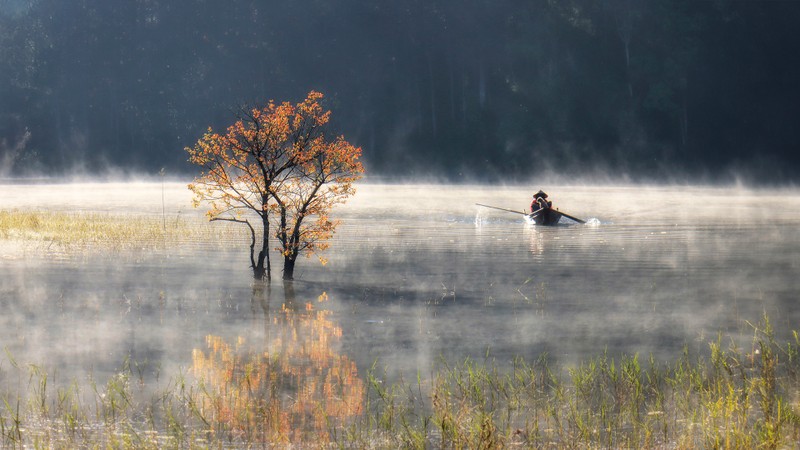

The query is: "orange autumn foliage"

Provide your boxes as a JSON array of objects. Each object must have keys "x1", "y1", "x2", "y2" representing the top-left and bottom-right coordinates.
[
  {"x1": 186, "y1": 91, "x2": 363, "y2": 279},
  {"x1": 273, "y1": 133, "x2": 364, "y2": 278}
]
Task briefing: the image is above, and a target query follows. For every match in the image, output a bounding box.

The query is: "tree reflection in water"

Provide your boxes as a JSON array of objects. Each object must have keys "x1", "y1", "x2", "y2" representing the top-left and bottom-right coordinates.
[{"x1": 191, "y1": 284, "x2": 364, "y2": 444}]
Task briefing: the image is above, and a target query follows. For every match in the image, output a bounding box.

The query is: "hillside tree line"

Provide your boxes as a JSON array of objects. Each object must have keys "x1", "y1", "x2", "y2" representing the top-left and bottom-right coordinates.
[{"x1": 1, "y1": 0, "x2": 799, "y2": 181}]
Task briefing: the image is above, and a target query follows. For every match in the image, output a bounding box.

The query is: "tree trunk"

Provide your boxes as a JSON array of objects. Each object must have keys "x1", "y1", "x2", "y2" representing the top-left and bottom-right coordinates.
[
  {"x1": 254, "y1": 254, "x2": 267, "y2": 279},
  {"x1": 282, "y1": 255, "x2": 296, "y2": 281},
  {"x1": 253, "y1": 214, "x2": 271, "y2": 280},
  {"x1": 680, "y1": 78, "x2": 688, "y2": 148},
  {"x1": 614, "y1": 0, "x2": 635, "y2": 99},
  {"x1": 478, "y1": 62, "x2": 486, "y2": 108},
  {"x1": 427, "y1": 53, "x2": 437, "y2": 136}
]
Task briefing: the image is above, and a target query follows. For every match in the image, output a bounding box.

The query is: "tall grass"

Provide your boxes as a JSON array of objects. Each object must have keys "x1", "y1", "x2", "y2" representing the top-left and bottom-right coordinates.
[
  {"x1": 0, "y1": 315, "x2": 798, "y2": 448},
  {"x1": 350, "y1": 314, "x2": 800, "y2": 449},
  {"x1": 0, "y1": 209, "x2": 241, "y2": 252}
]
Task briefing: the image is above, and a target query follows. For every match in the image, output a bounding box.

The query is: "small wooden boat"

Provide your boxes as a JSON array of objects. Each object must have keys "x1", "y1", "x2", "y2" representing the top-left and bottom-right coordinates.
[
  {"x1": 475, "y1": 203, "x2": 585, "y2": 226},
  {"x1": 529, "y1": 207, "x2": 562, "y2": 226}
]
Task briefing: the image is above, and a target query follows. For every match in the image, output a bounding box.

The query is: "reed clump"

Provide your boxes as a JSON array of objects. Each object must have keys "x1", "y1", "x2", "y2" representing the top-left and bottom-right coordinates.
[
  {"x1": 352, "y1": 315, "x2": 800, "y2": 449},
  {"x1": 0, "y1": 316, "x2": 799, "y2": 448}
]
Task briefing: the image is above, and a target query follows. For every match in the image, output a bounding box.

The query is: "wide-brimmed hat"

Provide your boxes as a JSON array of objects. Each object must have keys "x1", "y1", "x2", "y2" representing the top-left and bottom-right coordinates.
[{"x1": 534, "y1": 190, "x2": 548, "y2": 198}]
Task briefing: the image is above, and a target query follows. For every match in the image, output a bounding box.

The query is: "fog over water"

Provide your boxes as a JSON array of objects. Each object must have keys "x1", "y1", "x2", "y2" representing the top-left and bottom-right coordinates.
[{"x1": 2, "y1": 182, "x2": 799, "y2": 391}]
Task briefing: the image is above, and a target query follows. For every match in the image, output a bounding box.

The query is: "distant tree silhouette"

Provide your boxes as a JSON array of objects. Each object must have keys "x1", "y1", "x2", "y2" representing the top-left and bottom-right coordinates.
[{"x1": 3, "y1": 1, "x2": 800, "y2": 180}]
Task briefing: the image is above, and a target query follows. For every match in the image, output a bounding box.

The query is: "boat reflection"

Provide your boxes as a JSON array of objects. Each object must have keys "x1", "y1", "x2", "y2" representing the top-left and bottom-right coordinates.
[
  {"x1": 527, "y1": 224, "x2": 545, "y2": 257},
  {"x1": 191, "y1": 284, "x2": 364, "y2": 444}
]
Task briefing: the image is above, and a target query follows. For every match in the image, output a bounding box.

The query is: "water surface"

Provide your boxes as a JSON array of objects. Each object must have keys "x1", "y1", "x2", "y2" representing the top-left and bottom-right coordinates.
[{"x1": 2, "y1": 182, "x2": 799, "y2": 393}]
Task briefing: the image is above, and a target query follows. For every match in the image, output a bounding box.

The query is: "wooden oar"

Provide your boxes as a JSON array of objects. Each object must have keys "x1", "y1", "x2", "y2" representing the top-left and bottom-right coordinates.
[
  {"x1": 555, "y1": 209, "x2": 586, "y2": 224},
  {"x1": 475, "y1": 203, "x2": 528, "y2": 216}
]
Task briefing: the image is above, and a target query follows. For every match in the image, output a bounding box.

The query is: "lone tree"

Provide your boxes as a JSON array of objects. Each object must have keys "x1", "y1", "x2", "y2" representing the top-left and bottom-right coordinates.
[{"x1": 187, "y1": 91, "x2": 363, "y2": 280}]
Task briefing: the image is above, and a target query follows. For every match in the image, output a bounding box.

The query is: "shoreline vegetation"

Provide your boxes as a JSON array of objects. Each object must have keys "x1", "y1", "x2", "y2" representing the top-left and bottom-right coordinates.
[
  {"x1": 3, "y1": 209, "x2": 800, "y2": 447},
  {"x1": 0, "y1": 316, "x2": 797, "y2": 448},
  {"x1": 0, "y1": 210, "x2": 241, "y2": 254}
]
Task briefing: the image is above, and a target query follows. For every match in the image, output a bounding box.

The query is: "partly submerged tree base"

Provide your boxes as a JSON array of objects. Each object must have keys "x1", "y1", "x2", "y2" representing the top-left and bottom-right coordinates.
[
  {"x1": 253, "y1": 266, "x2": 268, "y2": 280},
  {"x1": 253, "y1": 249, "x2": 270, "y2": 281},
  {"x1": 282, "y1": 257, "x2": 296, "y2": 280}
]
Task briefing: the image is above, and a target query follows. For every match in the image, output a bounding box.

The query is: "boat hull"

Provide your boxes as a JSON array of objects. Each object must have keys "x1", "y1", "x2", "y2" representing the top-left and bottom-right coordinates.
[{"x1": 529, "y1": 208, "x2": 562, "y2": 226}]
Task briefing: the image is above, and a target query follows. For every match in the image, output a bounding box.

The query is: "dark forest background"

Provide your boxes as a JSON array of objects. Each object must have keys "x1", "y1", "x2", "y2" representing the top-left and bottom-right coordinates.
[{"x1": 2, "y1": 0, "x2": 799, "y2": 182}]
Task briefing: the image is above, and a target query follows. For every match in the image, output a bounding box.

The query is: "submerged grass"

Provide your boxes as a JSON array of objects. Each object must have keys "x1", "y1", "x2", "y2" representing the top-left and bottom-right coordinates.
[{"x1": 0, "y1": 316, "x2": 799, "y2": 448}]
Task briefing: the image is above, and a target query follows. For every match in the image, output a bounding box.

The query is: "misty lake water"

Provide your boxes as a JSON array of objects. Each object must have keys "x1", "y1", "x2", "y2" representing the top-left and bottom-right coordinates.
[{"x1": 2, "y1": 181, "x2": 799, "y2": 423}]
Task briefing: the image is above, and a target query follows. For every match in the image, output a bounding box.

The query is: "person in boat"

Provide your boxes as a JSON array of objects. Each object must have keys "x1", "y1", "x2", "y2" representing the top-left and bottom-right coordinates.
[{"x1": 530, "y1": 190, "x2": 552, "y2": 213}]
